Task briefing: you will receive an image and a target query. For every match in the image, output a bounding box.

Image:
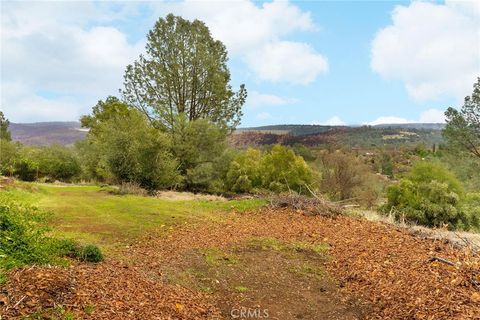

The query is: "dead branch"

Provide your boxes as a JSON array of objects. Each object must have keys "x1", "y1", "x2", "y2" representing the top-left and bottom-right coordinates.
[{"x1": 428, "y1": 256, "x2": 456, "y2": 266}]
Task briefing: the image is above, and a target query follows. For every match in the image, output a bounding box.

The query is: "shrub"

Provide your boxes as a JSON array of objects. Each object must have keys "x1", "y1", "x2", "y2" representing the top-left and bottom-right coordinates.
[
  {"x1": 37, "y1": 145, "x2": 81, "y2": 181},
  {"x1": 226, "y1": 148, "x2": 263, "y2": 193},
  {"x1": 0, "y1": 196, "x2": 50, "y2": 269},
  {"x1": 384, "y1": 162, "x2": 477, "y2": 230},
  {"x1": 319, "y1": 151, "x2": 380, "y2": 204},
  {"x1": 226, "y1": 145, "x2": 313, "y2": 194},
  {"x1": 79, "y1": 244, "x2": 103, "y2": 262},
  {"x1": 0, "y1": 139, "x2": 18, "y2": 176},
  {"x1": 14, "y1": 157, "x2": 39, "y2": 181}
]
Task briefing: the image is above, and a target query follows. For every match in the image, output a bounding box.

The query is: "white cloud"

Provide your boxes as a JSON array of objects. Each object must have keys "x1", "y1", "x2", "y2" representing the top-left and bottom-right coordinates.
[
  {"x1": 256, "y1": 112, "x2": 272, "y2": 120},
  {"x1": 366, "y1": 108, "x2": 446, "y2": 125},
  {"x1": 366, "y1": 116, "x2": 412, "y2": 126},
  {"x1": 247, "y1": 91, "x2": 289, "y2": 108},
  {"x1": 1, "y1": 1, "x2": 144, "y2": 122},
  {"x1": 371, "y1": 1, "x2": 480, "y2": 101},
  {"x1": 312, "y1": 116, "x2": 346, "y2": 126},
  {"x1": 246, "y1": 41, "x2": 328, "y2": 84},
  {"x1": 418, "y1": 108, "x2": 446, "y2": 123},
  {"x1": 152, "y1": 0, "x2": 328, "y2": 84}
]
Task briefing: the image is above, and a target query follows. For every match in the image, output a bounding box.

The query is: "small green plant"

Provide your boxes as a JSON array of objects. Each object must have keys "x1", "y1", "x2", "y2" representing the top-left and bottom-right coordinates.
[
  {"x1": 80, "y1": 244, "x2": 103, "y2": 262},
  {"x1": 84, "y1": 304, "x2": 95, "y2": 315},
  {"x1": 234, "y1": 285, "x2": 248, "y2": 293}
]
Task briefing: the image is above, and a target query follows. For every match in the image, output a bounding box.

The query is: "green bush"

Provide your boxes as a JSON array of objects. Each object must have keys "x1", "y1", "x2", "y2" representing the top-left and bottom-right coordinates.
[
  {"x1": 0, "y1": 139, "x2": 18, "y2": 176},
  {"x1": 0, "y1": 196, "x2": 50, "y2": 269},
  {"x1": 226, "y1": 145, "x2": 313, "y2": 194},
  {"x1": 384, "y1": 162, "x2": 477, "y2": 230},
  {"x1": 79, "y1": 244, "x2": 103, "y2": 262},
  {"x1": 14, "y1": 157, "x2": 39, "y2": 181},
  {"x1": 0, "y1": 194, "x2": 103, "y2": 282},
  {"x1": 37, "y1": 145, "x2": 81, "y2": 181}
]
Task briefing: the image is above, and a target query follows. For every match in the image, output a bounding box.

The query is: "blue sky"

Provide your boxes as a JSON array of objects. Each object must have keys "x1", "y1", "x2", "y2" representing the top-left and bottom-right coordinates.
[{"x1": 1, "y1": 0, "x2": 479, "y2": 126}]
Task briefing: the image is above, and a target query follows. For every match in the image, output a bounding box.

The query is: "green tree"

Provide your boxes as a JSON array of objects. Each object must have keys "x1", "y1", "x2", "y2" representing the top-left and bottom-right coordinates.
[
  {"x1": 0, "y1": 111, "x2": 11, "y2": 141},
  {"x1": 444, "y1": 78, "x2": 480, "y2": 158},
  {"x1": 83, "y1": 102, "x2": 179, "y2": 190},
  {"x1": 37, "y1": 145, "x2": 81, "y2": 181},
  {"x1": 122, "y1": 14, "x2": 246, "y2": 131}
]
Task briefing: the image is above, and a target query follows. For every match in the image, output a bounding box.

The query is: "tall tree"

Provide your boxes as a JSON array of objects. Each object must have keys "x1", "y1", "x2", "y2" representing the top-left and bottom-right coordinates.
[
  {"x1": 0, "y1": 111, "x2": 12, "y2": 141},
  {"x1": 122, "y1": 14, "x2": 246, "y2": 131},
  {"x1": 444, "y1": 78, "x2": 480, "y2": 158}
]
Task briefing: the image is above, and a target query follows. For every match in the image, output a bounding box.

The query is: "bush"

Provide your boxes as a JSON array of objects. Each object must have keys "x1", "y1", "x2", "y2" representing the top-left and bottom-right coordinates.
[
  {"x1": 319, "y1": 151, "x2": 381, "y2": 204},
  {"x1": 14, "y1": 157, "x2": 39, "y2": 181},
  {"x1": 384, "y1": 162, "x2": 477, "y2": 230},
  {"x1": 0, "y1": 196, "x2": 50, "y2": 269},
  {"x1": 226, "y1": 145, "x2": 314, "y2": 194},
  {"x1": 0, "y1": 139, "x2": 18, "y2": 176},
  {"x1": 37, "y1": 145, "x2": 81, "y2": 181},
  {"x1": 79, "y1": 244, "x2": 103, "y2": 263}
]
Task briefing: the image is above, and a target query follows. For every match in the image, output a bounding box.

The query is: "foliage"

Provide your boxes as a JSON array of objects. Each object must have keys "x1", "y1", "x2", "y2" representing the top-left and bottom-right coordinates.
[
  {"x1": 14, "y1": 156, "x2": 39, "y2": 181},
  {"x1": 122, "y1": 14, "x2": 246, "y2": 131},
  {"x1": 319, "y1": 151, "x2": 379, "y2": 202},
  {"x1": 171, "y1": 114, "x2": 228, "y2": 174},
  {"x1": 226, "y1": 148, "x2": 263, "y2": 193},
  {"x1": 79, "y1": 244, "x2": 103, "y2": 262},
  {"x1": 0, "y1": 138, "x2": 18, "y2": 175},
  {"x1": 291, "y1": 143, "x2": 316, "y2": 161},
  {"x1": 81, "y1": 98, "x2": 180, "y2": 189},
  {"x1": 36, "y1": 145, "x2": 81, "y2": 181},
  {"x1": 0, "y1": 194, "x2": 98, "y2": 275},
  {"x1": 384, "y1": 162, "x2": 478, "y2": 230},
  {"x1": 0, "y1": 111, "x2": 11, "y2": 141},
  {"x1": 0, "y1": 195, "x2": 50, "y2": 269},
  {"x1": 226, "y1": 145, "x2": 313, "y2": 194},
  {"x1": 444, "y1": 77, "x2": 480, "y2": 158}
]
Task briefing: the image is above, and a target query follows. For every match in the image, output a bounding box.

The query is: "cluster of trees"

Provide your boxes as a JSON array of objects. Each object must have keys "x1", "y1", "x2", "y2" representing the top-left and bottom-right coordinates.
[{"x1": 1, "y1": 13, "x2": 479, "y2": 231}]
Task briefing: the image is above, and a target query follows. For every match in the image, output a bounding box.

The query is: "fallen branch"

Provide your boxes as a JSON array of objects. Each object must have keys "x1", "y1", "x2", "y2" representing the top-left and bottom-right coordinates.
[
  {"x1": 428, "y1": 256, "x2": 456, "y2": 266},
  {"x1": 11, "y1": 295, "x2": 26, "y2": 309}
]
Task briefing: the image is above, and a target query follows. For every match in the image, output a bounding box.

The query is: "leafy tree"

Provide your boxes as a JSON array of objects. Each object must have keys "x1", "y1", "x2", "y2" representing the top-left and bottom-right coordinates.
[
  {"x1": 0, "y1": 139, "x2": 18, "y2": 176},
  {"x1": 80, "y1": 96, "x2": 131, "y2": 135},
  {"x1": 122, "y1": 14, "x2": 246, "y2": 131},
  {"x1": 0, "y1": 111, "x2": 11, "y2": 141},
  {"x1": 171, "y1": 114, "x2": 228, "y2": 174},
  {"x1": 14, "y1": 157, "x2": 39, "y2": 182},
  {"x1": 444, "y1": 78, "x2": 480, "y2": 158},
  {"x1": 37, "y1": 145, "x2": 81, "y2": 181},
  {"x1": 83, "y1": 102, "x2": 180, "y2": 190}
]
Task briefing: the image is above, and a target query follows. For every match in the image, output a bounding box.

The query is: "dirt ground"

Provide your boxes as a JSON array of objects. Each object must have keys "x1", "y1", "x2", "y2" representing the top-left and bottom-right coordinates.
[{"x1": 2, "y1": 208, "x2": 480, "y2": 319}]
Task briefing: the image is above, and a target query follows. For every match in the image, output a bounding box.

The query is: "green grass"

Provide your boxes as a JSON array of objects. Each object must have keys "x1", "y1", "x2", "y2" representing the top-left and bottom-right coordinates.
[
  {"x1": 1, "y1": 183, "x2": 265, "y2": 252},
  {"x1": 247, "y1": 237, "x2": 329, "y2": 255},
  {"x1": 234, "y1": 285, "x2": 248, "y2": 293}
]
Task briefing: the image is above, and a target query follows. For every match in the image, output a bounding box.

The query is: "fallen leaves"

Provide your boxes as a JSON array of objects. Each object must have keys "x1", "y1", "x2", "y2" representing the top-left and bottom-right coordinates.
[{"x1": 1, "y1": 208, "x2": 479, "y2": 319}]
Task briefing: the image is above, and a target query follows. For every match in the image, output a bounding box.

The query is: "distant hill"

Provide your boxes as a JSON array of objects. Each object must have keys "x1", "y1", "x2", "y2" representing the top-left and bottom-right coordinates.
[
  {"x1": 372, "y1": 123, "x2": 445, "y2": 130},
  {"x1": 8, "y1": 121, "x2": 445, "y2": 147},
  {"x1": 232, "y1": 123, "x2": 445, "y2": 147},
  {"x1": 10, "y1": 122, "x2": 87, "y2": 146}
]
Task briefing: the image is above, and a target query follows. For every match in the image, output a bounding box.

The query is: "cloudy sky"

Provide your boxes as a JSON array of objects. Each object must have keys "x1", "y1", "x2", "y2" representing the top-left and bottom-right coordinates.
[{"x1": 1, "y1": 0, "x2": 479, "y2": 126}]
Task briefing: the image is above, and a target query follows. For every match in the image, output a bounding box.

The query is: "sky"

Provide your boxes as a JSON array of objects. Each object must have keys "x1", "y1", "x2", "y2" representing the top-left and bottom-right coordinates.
[{"x1": 1, "y1": 0, "x2": 479, "y2": 127}]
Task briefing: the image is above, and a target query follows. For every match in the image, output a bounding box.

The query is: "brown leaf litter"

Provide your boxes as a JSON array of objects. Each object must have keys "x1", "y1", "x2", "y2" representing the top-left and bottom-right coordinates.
[{"x1": 1, "y1": 208, "x2": 479, "y2": 319}]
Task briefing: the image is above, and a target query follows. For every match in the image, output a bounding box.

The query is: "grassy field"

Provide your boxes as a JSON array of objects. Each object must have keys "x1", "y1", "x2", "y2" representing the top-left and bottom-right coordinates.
[{"x1": 2, "y1": 183, "x2": 265, "y2": 251}]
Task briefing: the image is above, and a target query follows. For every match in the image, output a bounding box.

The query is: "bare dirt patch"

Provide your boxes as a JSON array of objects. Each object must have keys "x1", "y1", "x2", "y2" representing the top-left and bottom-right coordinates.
[{"x1": 162, "y1": 238, "x2": 365, "y2": 319}]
